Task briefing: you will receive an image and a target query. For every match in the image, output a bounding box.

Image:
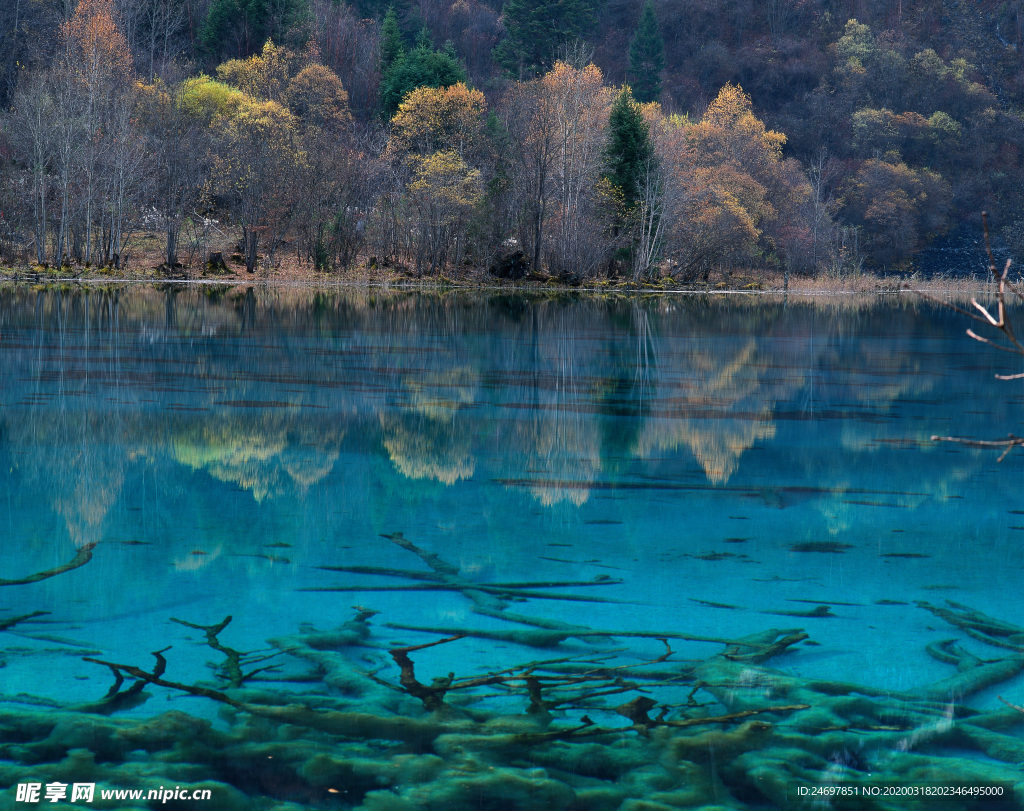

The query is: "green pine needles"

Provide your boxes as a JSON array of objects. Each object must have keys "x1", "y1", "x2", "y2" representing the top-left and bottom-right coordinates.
[
  {"x1": 628, "y1": 0, "x2": 665, "y2": 103},
  {"x1": 604, "y1": 87, "x2": 655, "y2": 212},
  {"x1": 493, "y1": 0, "x2": 600, "y2": 78},
  {"x1": 379, "y1": 25, "x2": 467, "y2": 119},
  {"x1": 201, "y1": 0, "x2": 309, "y2": 61}
]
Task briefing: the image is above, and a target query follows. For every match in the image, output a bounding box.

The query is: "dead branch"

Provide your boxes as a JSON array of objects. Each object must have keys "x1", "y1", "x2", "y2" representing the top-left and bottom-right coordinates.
[
  {"x1": 922, "y1": 214, "x2": 1024, "y2": 458},
  {"x1": 171, "y1": 615, "x2": 284, "y2": 688},
  {"x1": 78, "y1": 646, "x2": 175, "y2": 715},
  {"x1": 0, "y1": 610, "x2": 51, "y2": 631},
  {"x1": 1, "y1": 542, "x2": 99, "y2": 586},
  {"x1": 998, "y1": 696, "x2": 1024, "y2": 714},
  {"x1": 928, "y1": 434, "x2": 1024, "y2": 462},
  {"x1": 388, "y1": 633, "x2": 466, "y2": 711}
]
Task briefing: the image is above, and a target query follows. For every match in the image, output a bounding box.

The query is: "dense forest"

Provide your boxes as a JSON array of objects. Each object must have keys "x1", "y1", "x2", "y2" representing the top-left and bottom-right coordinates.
[{"x1": 0, "y1": 0, "x2": 1021, "y2": 280}]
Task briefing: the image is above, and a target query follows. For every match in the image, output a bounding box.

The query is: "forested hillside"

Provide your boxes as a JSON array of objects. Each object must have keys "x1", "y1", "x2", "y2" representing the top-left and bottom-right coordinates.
[{"x1": 0, "y1": 0, "x2": 1021, "y2": 279}]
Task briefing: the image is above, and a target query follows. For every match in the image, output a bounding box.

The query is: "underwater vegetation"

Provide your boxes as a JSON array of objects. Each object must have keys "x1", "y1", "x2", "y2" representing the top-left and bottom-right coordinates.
[{"x1": 2, "y1": 535, "x2": 1024, "y2": 810}]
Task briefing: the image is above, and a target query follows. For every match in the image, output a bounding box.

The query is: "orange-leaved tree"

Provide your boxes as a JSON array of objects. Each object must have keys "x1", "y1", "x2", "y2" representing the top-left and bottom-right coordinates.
[
  {"x1": 664, "y1": 84, "x2": 789, "y2": 279},
  {"x1": 287, "y1": 63, "x2": 352, "y2": 131},
  {"x1": 689, "y1": 84, "x2": 786, "y2": 182},
  {"x1": 59, "y1": 0, "x2": 138, "y2": 267}
]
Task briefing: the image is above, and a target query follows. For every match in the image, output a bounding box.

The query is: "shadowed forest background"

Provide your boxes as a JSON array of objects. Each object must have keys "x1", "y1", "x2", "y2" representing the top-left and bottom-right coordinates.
[{"x1": 0, "y1": 0, "x2": 1022, "y2": 280}]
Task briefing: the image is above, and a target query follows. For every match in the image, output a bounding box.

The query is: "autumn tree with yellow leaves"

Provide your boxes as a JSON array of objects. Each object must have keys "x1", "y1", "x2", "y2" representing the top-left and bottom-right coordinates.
[
  {"x1": 407, "y1": 150, "x2": 483, "y2": 274},
  {"x1": 386, "y1": 82, "x2": 486, "y2": 161},
  {"x1": 377, "y1": 83, "x2": 488, "y2": 273},
  {"x1": 215, "y1": 40, "x2": 353, "y2": 131},
  {"x1": 637, "y1": 84, "x2": 811, "y2": 282},
  {"x1": 203, "y1": 39, "x2": 362, "y2": 272},
  {"x1": 1, "y1": 10, "x2": 868, "y2": 282},
  {"x1": 211, "y1": 99, "x2": 304, "y2": 273}
]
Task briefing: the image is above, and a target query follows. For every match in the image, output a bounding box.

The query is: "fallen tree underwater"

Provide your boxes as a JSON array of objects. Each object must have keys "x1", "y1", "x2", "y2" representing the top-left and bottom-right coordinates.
[{"x1": 2, "y1": 534, "x2": 1024, "y2": 809}]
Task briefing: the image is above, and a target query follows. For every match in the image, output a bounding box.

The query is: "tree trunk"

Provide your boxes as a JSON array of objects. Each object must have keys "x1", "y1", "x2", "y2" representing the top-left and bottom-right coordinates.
[{"x1": 243, "y1": 227, "x2": 259, "y2": 273}]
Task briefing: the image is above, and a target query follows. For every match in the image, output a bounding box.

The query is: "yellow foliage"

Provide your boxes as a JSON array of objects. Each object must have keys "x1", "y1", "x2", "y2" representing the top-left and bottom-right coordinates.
[
  {"x1": 216, "y1": 41, "x2": 352, "y2": 131},
  {"x1": 288, "y1": 64, "x2": 352, "y2": 129},
  {"x1": 211, "y1": 96, "x2": 304, "y2": 233},
  {"x1": 179, "y1": 75, "x2": 248, "y2": 124},
  {"x1": 689, "y1": 84, "x2": 785, "y2": 178},
  {"x1": 217, "y1": 39, "x2": 296, "y2": 103},
  {"x1": 134, "y1": 78, "x2": 171, "y2": 114},
  {"x1": 221, "y1": 97, "x2": 300, "y2": 145},
  {"x1": 387, "y1": 82, "x2": 486, "y2": 161},
  {"x1": 646, "y1": 83, "x2": 786, "y2": 275},
  {"x1": 408, "y1": 150, "x2": 484, "y2": 220}
]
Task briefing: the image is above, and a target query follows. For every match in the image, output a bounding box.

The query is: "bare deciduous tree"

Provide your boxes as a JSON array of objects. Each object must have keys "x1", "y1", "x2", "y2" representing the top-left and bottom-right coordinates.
[{"x1": 929, "y1": 214, "x2": 1024, "y2": 460}]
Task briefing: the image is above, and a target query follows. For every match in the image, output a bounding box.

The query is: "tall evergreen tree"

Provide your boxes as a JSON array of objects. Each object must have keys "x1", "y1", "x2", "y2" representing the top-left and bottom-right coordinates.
[
  {"x1": 493, "y1": 0, "x2": 599, "y2": 78},
  {"x1": 627, "y1": 0, "x2": 664, "y2": 104},
  {"x1": 379, "y1": 6, "x2": 404, "y2": 75},
  {"x1": 603, "y1": 86, "x2": 662, "y2": 276},
  {"x1": 379, "y1": 29, "x2": 467, "y2": 118},
  {"x1": 604, "y1": 86, "x2": 654, "y2": 212},
  {"x1": 201, "y1": 0, "x2": 308, "y2": 61}
]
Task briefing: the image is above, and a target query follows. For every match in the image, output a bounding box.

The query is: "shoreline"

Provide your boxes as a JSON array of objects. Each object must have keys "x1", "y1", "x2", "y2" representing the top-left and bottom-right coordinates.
[{"x1": 0, "y1": 265, "x2": 1003, "y2": 298}]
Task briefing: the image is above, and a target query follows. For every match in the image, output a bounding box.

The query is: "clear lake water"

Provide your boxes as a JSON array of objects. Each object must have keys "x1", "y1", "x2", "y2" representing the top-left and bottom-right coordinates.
[{"x1": 1, "y1": 285, "x2": 1022, "y2": 810}]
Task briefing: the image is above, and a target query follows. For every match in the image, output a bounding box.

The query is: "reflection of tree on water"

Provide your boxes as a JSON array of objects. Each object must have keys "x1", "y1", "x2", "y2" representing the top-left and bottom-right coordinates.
[
  {"x1": 15, "y1": 288, "x2": 128, "y2": 547},
  {"x1": 380, "y1": 367, "x2": 478, "y2": 484},
  {"x1": 171, "y1": 418, "x2": 343, "y2": 502},
  {"x1": 508, "y1": 304, "x2": 603, "y2": 507},
  {"x1": 366, "y1": 296, "x2": 483, "y2": 485},
  {"x1": 633, "y1": 341, "x2": 778, "y2": 484},
  {"x1": 51, "y1": 428, "x2": 126, "y2": 547},
  {"x1": 0, "y1": 287, "x2": 980, "y2": 538},
  {"x1": 592, "y1": 301, "x2": 656, "y2": 479},
  {"x1": 1, "y1": 287, "x2": 355, "y2": 556}
]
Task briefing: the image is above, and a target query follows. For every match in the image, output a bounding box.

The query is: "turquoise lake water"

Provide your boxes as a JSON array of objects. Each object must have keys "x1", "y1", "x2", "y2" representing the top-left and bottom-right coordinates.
[{"x1": 1, "y1": 285, "x2": 1023, "y2": 809}]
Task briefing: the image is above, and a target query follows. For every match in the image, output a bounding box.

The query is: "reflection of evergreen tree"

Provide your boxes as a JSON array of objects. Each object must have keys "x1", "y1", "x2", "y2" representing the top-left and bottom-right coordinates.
[
  {"x1": 493, "y1": 0, "x2": 600, "y2": 78},
  {"x1": 595, "y1": 305, "x2": 655, "y2": 470},
  {"x1": 627, "y1": 0, "x2": 665, "y2": 103}
]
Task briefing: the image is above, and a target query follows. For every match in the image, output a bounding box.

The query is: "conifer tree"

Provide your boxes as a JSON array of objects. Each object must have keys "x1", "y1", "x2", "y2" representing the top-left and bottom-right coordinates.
[
  {"x1": 379, "y1": 7, "x2": 404, "y2": 75},
  {"x1": 627, "y1": 0, "x2": 664, "y2": 104},
  {"x1": 493, "y1": 0, "x2": 599, "y2": 78},
  {"x1": 379, "y1": 29, "x2": 467, "y2": 118},
  {"x1": 604, "y1": 86, "x2": 654, "y2": 212},
  {"x1": 201, "y1": 0, "x2": 309, "y2": 61}
]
